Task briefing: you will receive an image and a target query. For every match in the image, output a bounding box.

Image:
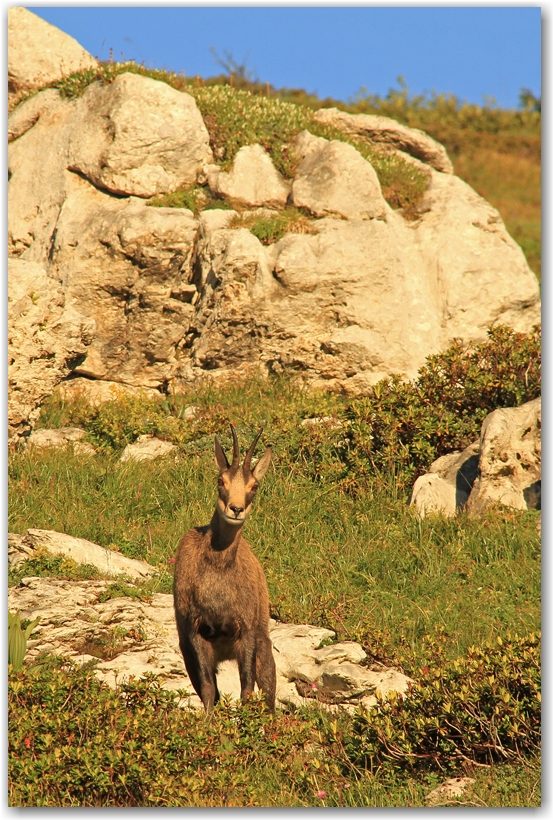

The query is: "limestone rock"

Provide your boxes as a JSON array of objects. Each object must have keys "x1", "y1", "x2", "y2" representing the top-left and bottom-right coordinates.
[
  {"x1": 199, "y1": 208, "x2": 239, "y2": 233},
  {"x1": 411, "y1": 398, "x2": 541, "y2": 517},
  {"x1": 291, "y1": 131, "x2": 389, "y2": 220},
  {"x1": 8, "y1": 7, "x2": 97, "y2": 96},
  {"x1": 207, "y1": 144, "x2": 291, "y2": 207},
  {"x1": 27, "y1": 427, "x2": 96, "y2": 456},
  {"x1": 314, "y1": 107, "x2": 454, "y2": 174},
  {"x1": 8, "y1": 258, "x2": 94, "y2": 445},
  {"x1": 12, "y1": 529, "x2": 157, "y2": 580},
  {"x1": 8, "y1": 89, "x2": 79, "y2": 260},
  {"x1": 467, "y1": 398, "x2": 541, "y2": 514},
  {"x1": 67, "y1": 73, "x2": 213, "y2": 197},
  {"x1": 426, "y1": 777, "x2": 475, "y2": 806},
  {"x1": 410, "y1": 441, "x2": 479, "y2": 517},
  {"x1": 57, "y1": 378, "x2": 162, "y2": 406},
  {"x1": 415, "y1": 170, "x2": 541, "y2": 337},
  {"x1": 8, "y1": 575, "x2": 411, "y2": 712},
  {"x1": 49, "y1": 175, "x2": 200, "y2": 387},
  {"x1": 119, "y1": 434, "x2": 177, "y2": 464}
]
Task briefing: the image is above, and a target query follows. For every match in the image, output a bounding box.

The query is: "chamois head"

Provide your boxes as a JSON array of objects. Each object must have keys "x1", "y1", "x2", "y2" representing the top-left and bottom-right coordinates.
[{"x1": 214, "y1": 425, "x2": 272, "y2": 526}]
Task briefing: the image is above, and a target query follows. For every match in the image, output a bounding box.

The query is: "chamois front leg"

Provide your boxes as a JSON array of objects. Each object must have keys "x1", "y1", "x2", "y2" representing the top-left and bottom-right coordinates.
[
  {"x1": 255, "y1": 633, "x2": 276, "y2": 711},
  {"x1": 177, "y1": 622, "x2": 220, "y2": 709},
  {"x1": 236, "y1": 637, "x2": 257, "y2": 702}
]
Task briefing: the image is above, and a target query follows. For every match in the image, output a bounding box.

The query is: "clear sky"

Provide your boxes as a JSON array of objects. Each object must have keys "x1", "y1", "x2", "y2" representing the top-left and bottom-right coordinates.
[{"x1": 26, "y1": 3, "x2": 541, "y2": 110}]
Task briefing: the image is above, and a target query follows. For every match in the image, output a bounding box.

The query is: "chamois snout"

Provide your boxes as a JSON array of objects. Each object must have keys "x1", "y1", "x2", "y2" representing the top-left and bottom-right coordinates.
[{"x1": 214, "y1": 426, "x2": 272, "y2": 525}]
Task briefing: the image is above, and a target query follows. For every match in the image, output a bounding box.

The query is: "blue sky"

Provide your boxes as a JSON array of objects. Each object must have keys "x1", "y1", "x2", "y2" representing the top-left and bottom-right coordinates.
[{"x1": 27, "y1": 4, "x2": 541, "y2": 110}]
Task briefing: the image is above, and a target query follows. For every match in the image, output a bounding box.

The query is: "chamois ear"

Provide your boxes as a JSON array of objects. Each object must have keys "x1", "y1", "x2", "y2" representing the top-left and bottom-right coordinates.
[
  {"x1": 214, "y1": 436, "x2": 229, "y2": 473},
  {"x1": 252, "y1": 447, "x2": 272, "y2": 481}
]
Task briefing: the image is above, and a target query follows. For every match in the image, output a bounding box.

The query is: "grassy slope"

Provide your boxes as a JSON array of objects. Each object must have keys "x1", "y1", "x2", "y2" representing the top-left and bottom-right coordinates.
[{"x1": 8, "y1": 70, "x2": 541, "y2": 807}]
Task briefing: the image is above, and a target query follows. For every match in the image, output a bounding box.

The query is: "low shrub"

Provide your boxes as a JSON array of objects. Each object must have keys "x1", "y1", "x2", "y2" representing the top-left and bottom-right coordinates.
[
  {"x1": 230, "y1": 206, "x2": 317, "y2": 244},
  {"x1": 8, "y1": 552, "x2": 101, "y2": 588},
  {"x1": 8, "y1": 661, "x2": 326, "y2": 807},
  {"x1": 342, "y1": 325, "x2": 541, "y2": 492},
  {"x1": 342, "y1": 632, "x2": 540, "y2": 774}
]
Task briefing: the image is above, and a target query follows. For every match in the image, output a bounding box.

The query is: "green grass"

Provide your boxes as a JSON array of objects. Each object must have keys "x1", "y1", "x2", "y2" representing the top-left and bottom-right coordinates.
[{"x1": 9, "y1": 363, "x2": 541, "y2": 666}]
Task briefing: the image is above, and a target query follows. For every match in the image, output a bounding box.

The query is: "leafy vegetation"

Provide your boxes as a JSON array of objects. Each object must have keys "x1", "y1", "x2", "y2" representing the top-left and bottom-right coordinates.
[
  {"x1": 8, "y1": 551, "x2": 101, "y2": 588},
  {"x1": 9, "y1": 56, "x2": 541, "y2": 805},
  {"x1": 345, "y1": 632, "x2": 540, "y2": 774},
  {"x1": 8, "y1": 649, "x2": 540, "y2": 807},
  {"x1": 230, "y1": 206, "x2": 317, "y2": 244}
]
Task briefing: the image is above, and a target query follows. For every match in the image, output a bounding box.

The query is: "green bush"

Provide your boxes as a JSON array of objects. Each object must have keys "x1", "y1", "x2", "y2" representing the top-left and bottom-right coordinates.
[
  {"x1": 342, "y1": 325, "x2": 541, "y2": 492},
  {"x1": 343, "y1": 632, "x2": 540, "y2": 774},
  {"x1": 8, "y1": 661, "x2": 324, "y2": 807},
  {"x1": 8, "y1": 552, "x2": 101, "y2": 588},
  {"x1": 231, "y1": 206, "x2": 317, "y2": 244}
]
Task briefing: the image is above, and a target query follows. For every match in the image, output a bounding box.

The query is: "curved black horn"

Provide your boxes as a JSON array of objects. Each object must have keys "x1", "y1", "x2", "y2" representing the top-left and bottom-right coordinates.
[
  {"x1": 229, "y1": 424, "x2": 240, "y2": 468},
  {"x1": 243, "y1": 428, "x2": 263, "y2": 472}
]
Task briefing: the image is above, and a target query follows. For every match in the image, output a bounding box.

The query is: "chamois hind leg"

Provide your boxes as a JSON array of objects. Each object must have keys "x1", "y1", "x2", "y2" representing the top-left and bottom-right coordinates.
[{"x1": 255, "y1": 633, "x2": 276, "y2": 711}]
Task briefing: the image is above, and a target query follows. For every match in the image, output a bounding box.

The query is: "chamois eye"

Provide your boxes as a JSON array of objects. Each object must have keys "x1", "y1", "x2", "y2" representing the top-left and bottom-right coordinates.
[{"x1": 217, "y1": 478, "x2": 224, "y2": 487}]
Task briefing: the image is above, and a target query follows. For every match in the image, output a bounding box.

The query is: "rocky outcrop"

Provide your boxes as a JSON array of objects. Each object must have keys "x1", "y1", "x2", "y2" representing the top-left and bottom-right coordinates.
[
  {"x1": 8, "y1": 571, "x2": 411, "y2": 712},
  {"x1": 8, "y1": 258, "x2": 94, "y2": 446},
  {"x1": 314, "y1": 107, "x2": 454, "y2": 174},
  {"x1": 27, "y1": 427, "x2": 96, "y2": 456},
  {"x1": 410, "y1": 397, "x2": 541, "y2": 516},
  {"x1": 467, "y1": 397, "x2": 541, "y2": 515},
  {"x1": 9, "y1": 529, "x2": 157, "y2": 580},
  {"x1": 7, "y1": 12, "x2": 541, "y2": 440},
  {"x1": 206, "y1": 144, "x2": 290, "y2": 207},
  {"x1": 8, "y1": 8, "x2": 97, "y2": 98}
]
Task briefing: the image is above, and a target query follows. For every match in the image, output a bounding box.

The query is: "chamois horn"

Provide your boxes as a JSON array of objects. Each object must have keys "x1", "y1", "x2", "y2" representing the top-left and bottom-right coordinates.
[
  {"x1": 243, "y1": 428, "x2": 263, "y2": 472},
  {"x1": 230, "y1": 424, "x2": 240, "y2": 469}
]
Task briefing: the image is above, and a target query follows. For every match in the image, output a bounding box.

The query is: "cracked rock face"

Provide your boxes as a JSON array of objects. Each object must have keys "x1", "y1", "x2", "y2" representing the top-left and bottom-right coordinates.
[
  {"x1": 8, "y1": 18, "x2": 541, "y2": 439},
  {"x1": 8, "y1": 258, "x2": 94, "y2": 446},
  {"x1": 8, "y1": 571, "x2": 411, "y2": 712}
]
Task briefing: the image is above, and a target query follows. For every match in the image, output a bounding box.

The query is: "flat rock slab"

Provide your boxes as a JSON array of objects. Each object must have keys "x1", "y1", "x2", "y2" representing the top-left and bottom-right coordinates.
[
  {"x1": 27, "y1": 427, "x2": 96, "y2": 456},
  {"x1": 119, "y1": 434, "x2": 177, "y2": 463},
  {"x1": 8, "y1": 576, "x2": 411, "y2": 712},
  {"x1": 9, "y1": 529, "x2": 157, "y2": 581}
]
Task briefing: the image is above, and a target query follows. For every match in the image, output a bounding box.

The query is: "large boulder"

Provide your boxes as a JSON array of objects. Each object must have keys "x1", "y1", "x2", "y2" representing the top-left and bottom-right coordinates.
[
  {"x1": 8, "y1": 7, "x2": 97, "y2": 97},
  {"x1": 206, "y1": 144, "x2": 290, "y2": 207},
  {"x1": 8, "y1": 258, "x2": 94, "y2": 446},
  {"x1": 67, "y1": 72, "x2": 212, "y2": 197},
  {"x1": 409, "y1": 442, "x2": 480, "y2": 517},
  {"x1": 8, "y1": 74, "x2": 210, "y2": 261},
  {"x1": 410, "y1": 397, "x2": 541, "y2": 517},
  {"x1": 467, "y1": 398, "x2": 541, "y2": 514},
  {"x1": 291, "y1": 130, "x2": 388, "y2": 220},
  {"x1": 314, "y1": 107, "x2": 454, "y2": 174}
]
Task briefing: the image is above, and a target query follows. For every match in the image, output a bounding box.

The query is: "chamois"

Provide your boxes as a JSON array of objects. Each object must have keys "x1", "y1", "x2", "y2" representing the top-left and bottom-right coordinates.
[{"x1": 173, "y1": 425, "x2": 276, "y2": 711}]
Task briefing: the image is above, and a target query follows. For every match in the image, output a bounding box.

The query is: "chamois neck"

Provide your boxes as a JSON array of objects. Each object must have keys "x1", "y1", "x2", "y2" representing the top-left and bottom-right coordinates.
[{"x1": 210, "y1": 510, "x2": 244, "y2": 551}]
